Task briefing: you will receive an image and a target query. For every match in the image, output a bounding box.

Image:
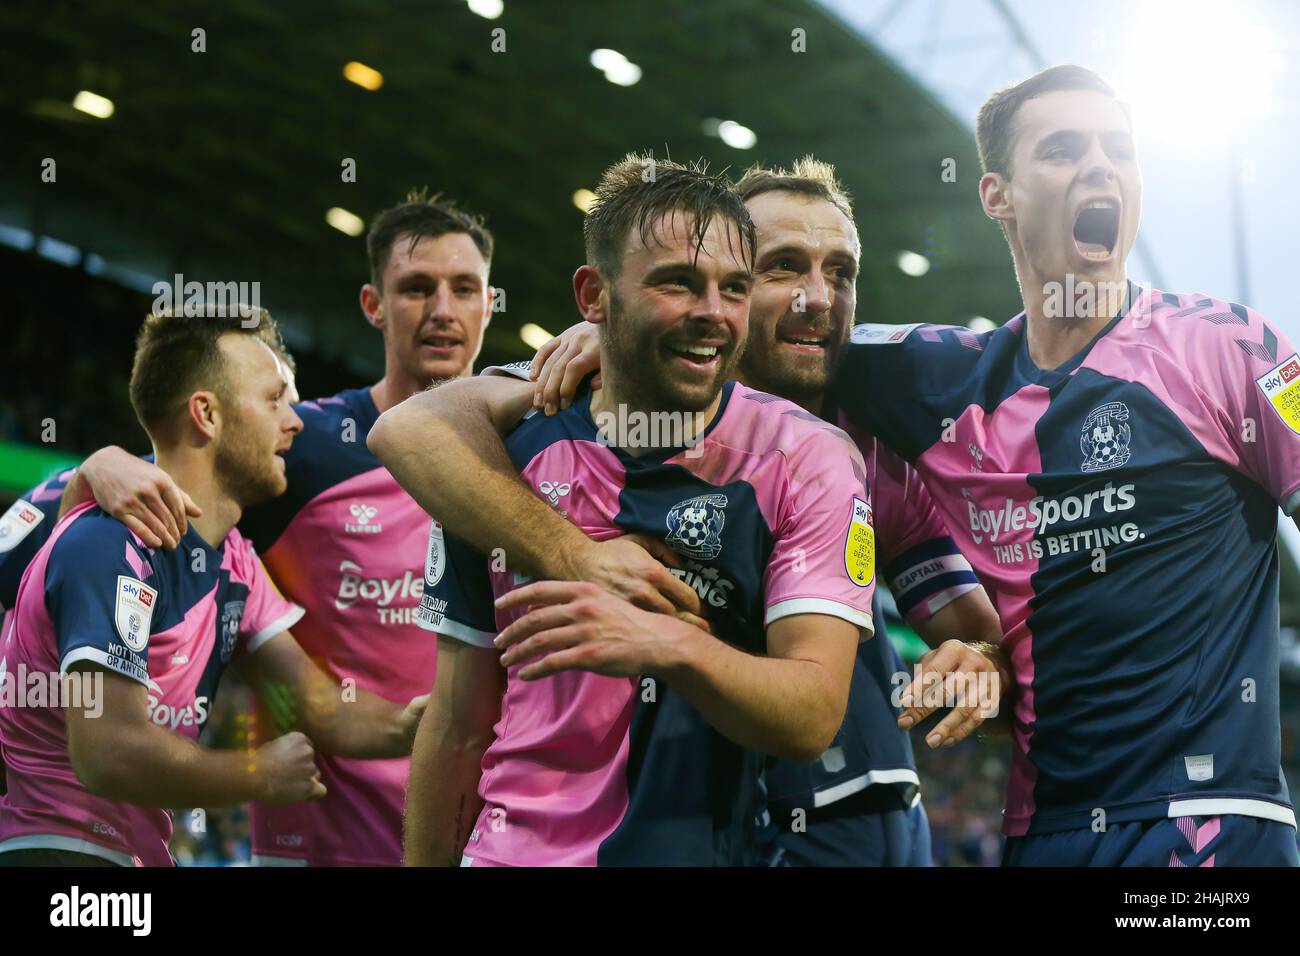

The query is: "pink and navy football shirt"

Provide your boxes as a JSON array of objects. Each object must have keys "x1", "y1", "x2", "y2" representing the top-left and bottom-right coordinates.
[
  {"x1": 418, "y1": 381, "x2": 876, "y2": 866},
  {"x1": 0, "y1": 501, "x2": 302, "y2": 865},
  {"x1": 765, "y1": 426, "x2": 979, "y2": 819},
  {"x1": 0, "y1": 468, "x2": 75, "y2": 613},
  {"x1": 833, "y1": 283, "x2": 1300, "y2": 836},
  {"x1": 238, "y1": 387, "x2": 438, "y2": 865}
]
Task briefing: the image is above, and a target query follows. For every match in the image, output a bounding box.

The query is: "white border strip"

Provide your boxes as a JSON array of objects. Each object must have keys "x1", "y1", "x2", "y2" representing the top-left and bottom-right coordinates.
[
  {"x1": 917, "y1": 582, "x2": 980, "y2": 619},
  {"x1": 251, "y1": 853, "x2": 309, "y2": 867},
  {"x1": 812, "y1": 768, "x2": 921, "y2": 808},
  {"x1": 246, "y1": 605, "x2": 306, "y2": 654},
  {"x1": 59, "y1": 646, "x2": 146, "y2": 685},
  {"x1": 425, "y1": 615, "x2": 498, "y2": 649},
  {"x1": 0, "y1": 833, "x2": 134, "y2": 866},
  {"x1": 766, "y1": 597, "x2": 873, "y2": 637},
  {"x1": 1167, "y1": 798, "x2": 1296, "y2": 828}
]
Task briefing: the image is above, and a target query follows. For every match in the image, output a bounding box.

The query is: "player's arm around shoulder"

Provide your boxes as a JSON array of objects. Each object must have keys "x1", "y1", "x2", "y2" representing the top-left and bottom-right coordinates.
[
  {"x1": 367, "y1": 375, "x2": 592, "y2": 579},
  {"x1": 60, "y1": 445, "x2": 203, "y2": 550},
  {"x1": 404, "y1": 638, "x2": 505, "y2": 866}
]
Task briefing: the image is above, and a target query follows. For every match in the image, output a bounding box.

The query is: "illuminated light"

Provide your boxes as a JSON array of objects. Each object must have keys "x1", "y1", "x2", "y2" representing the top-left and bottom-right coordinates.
[
  {"x1": 519, "y1": 323, "x2": 554, "y2": 350},
  {"x1": 72, "y1": 90, "x2": 114, "y2": 119},
  {"x1": 590, "y1": 48, "x2": 641, "y2": 87},
  {"x1": 36, "y1": 236, "x2": 81, "y2": 267},
  {"x1": 1119, "y1": 1, "x2": 1281, "y2": 132},
  {"x1": 590, "y1": 49, "x2": 627, "y2": 72},
  {"x1": 343, "y1": 61, "x2": 384, "y2": 91},
  {"x1": 897, "y1": 251, "x2": 931, "y2": 277},
  {"x1": 467, "y1": 0, "x2": 504, "y2": 19},
  {"x1": 967, "y1": 316, "x2": 996, "y2": 333},
  {"x1": 716, "y1": 120, "x2": 756, "y2": 150},
  {"x1": 326, "y1": 207, "x2": 365, "y2": 237},
  {"x1": 572, "y1": 189, "x2": 597, "y2": 213},
  {"x1": 603, "y1": 60, "x2": 642, "y2": 86}
]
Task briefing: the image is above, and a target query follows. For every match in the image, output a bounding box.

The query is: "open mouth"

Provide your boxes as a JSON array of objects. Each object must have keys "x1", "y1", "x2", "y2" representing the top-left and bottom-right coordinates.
[
  {"x1": 664, "y1": 341, "x2": 722, "y2": 368},
  {"x1": 778, "y1": 331, "x2": 829, "y2": 353},
  {"x1": 1072, "y1": 199, "x2": 1119, "y2": 261},
  {"x1": 420, "y1": 334, "x2": 462, "y2": 352}
]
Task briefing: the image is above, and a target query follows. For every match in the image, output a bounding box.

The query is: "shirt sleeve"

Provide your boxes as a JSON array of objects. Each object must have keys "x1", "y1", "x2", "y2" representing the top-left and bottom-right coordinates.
[
  {"x1": 417, "y1": 518, "x2": 498, "y2": 648},
  {"x1": 45, "y1": 511, "x2": 155, "y2": 687},
  {"x1": 870, "y1": 441, "x2": 980, "y2": 621},
  {"x1": 480, "y1": 361, "x2": 534, "y2": 381},
  {"x1": 0, "y1": 470, "x2": 73, "y2": 611},
  {"x1": 227, "y1": 533, "x2": 305, "y2": 655},
  {"x1": 763, "y1": 423, "x2": 876, "y2": 637},
  {"x1": 832, "y1": 322, "x2": 987, "y2": 463},
  {"x1": 1204, "y1": 307, "x2": 1300, "y2": 513}
]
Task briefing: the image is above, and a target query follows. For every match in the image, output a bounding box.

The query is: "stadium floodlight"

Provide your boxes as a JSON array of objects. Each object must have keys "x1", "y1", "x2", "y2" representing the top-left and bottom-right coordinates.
[
  {"x1": 604, "y1": 60, "x2": 642, "y2": 87},
  {"x1": 572, "y1": 188, "x2": 597, "y2": 213},
  {"x1": 519, "y1": 323, "x2": 554, "y2": 350},
  {"x1": 1118, "y1": 0, "x2": 1281, "y2": 133},
  {"x1": 467, "y1": 0, "x2": 503, "y2": 19},
  {"x1": 897, "y1": 250, "x2": 930, "y2": 277},
  {"x1": 590, "y1": 49, "x2": 627, "y2": 72},
  {"x1": 590, "y1": 49, "x2": 641, "y2": 87},
  {"x1": 325, "y1": 207, "x2": 365, "y2": 237},
  {"x1": 343, "y1": 61, "x2": 383, "y2": 91},
  {"x1": 716, "y1": 120, "x2": 756, "y2": 150},
  {"x1": 72, "y1": 90, "x2": 114, "y2": 119}
]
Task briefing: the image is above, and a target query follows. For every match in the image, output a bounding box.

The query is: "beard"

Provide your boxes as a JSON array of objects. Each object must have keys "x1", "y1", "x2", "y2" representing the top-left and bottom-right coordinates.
[
  {"x1": 602, "y1": 287, "x2": 744, "y2": 414},
  {"x1": 214, "y1": 409, "x2": 286, "y2": 508},
  {"x1": 737, "y1": 315, "x2": 844, "y2": 405}
]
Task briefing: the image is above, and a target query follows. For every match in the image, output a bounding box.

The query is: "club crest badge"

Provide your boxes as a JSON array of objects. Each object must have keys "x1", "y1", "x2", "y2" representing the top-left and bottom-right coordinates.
[
  {"x1": 219, "y1": 599, "x2": 245, "y2": 663},
  {"x1": 1080, "y1": 402, "x2": 1132, "y2": 473},
  {"x1": 665, "y1": 494, "x2": 728, "y2": 560}
]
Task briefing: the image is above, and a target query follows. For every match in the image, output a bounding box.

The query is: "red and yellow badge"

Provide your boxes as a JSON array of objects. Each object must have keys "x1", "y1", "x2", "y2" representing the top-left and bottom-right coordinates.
[
  {"x1": 844, "y1": 496, "x2": 875, "y2": 587},
  {"x1": 1257, "y1": 353, "x2": 1300, "y2": 435}
]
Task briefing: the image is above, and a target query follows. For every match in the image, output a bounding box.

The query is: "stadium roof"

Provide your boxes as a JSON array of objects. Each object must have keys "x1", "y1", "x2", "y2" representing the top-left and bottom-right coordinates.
[{"x1": 0, "y1": 0, "x2": 1023, "y2": 377}]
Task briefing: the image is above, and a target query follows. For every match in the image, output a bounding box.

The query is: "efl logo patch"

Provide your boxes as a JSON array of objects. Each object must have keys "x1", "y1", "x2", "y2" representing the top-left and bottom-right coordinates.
[
  {"x1": 0, "y1": 500, "x2": 44, "y2": 554},
  {"x1": 844, "y1": 497, "x2": 875, "y2": 587},
  {"x1": 850, "y1": 323, "x2": 921, "y2": 345},
  {"x1": 1257, "y1": 353, "x2": 1300, "y2": 435},
  {"x1": 115, "y1": 576, "x2": 157, "y2": 653},
  {"x1": 425, "y1": 519, "x2": 446, "y2": 588}
]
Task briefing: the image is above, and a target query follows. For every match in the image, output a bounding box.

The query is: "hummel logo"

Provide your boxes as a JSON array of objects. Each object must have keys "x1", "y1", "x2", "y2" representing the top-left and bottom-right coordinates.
[
  {"x1": 344, "y1": 503, "x2": 382, "y2": 534},
  {"x1": 538, "y1": 481, "x2": 571, "y2": 507}
]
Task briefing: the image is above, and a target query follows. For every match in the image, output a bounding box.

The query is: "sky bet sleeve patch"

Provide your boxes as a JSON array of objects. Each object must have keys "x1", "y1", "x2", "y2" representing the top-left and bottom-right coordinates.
[
  {"x1": 1256, "y1": 353, "x2": 1300, "y2": 435},
  {"x1": 114, "y1": 575, "x2": 157, "y2": 653},
  {"x1": 0, "y1": 499, "x2": 45, "y2": 555},
  {"x1": 850, "y1": 322, "x2": 922, "y2": 345},
  {"x1": 844, "y1": 497, "x2": 876, "y2": 588}
]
